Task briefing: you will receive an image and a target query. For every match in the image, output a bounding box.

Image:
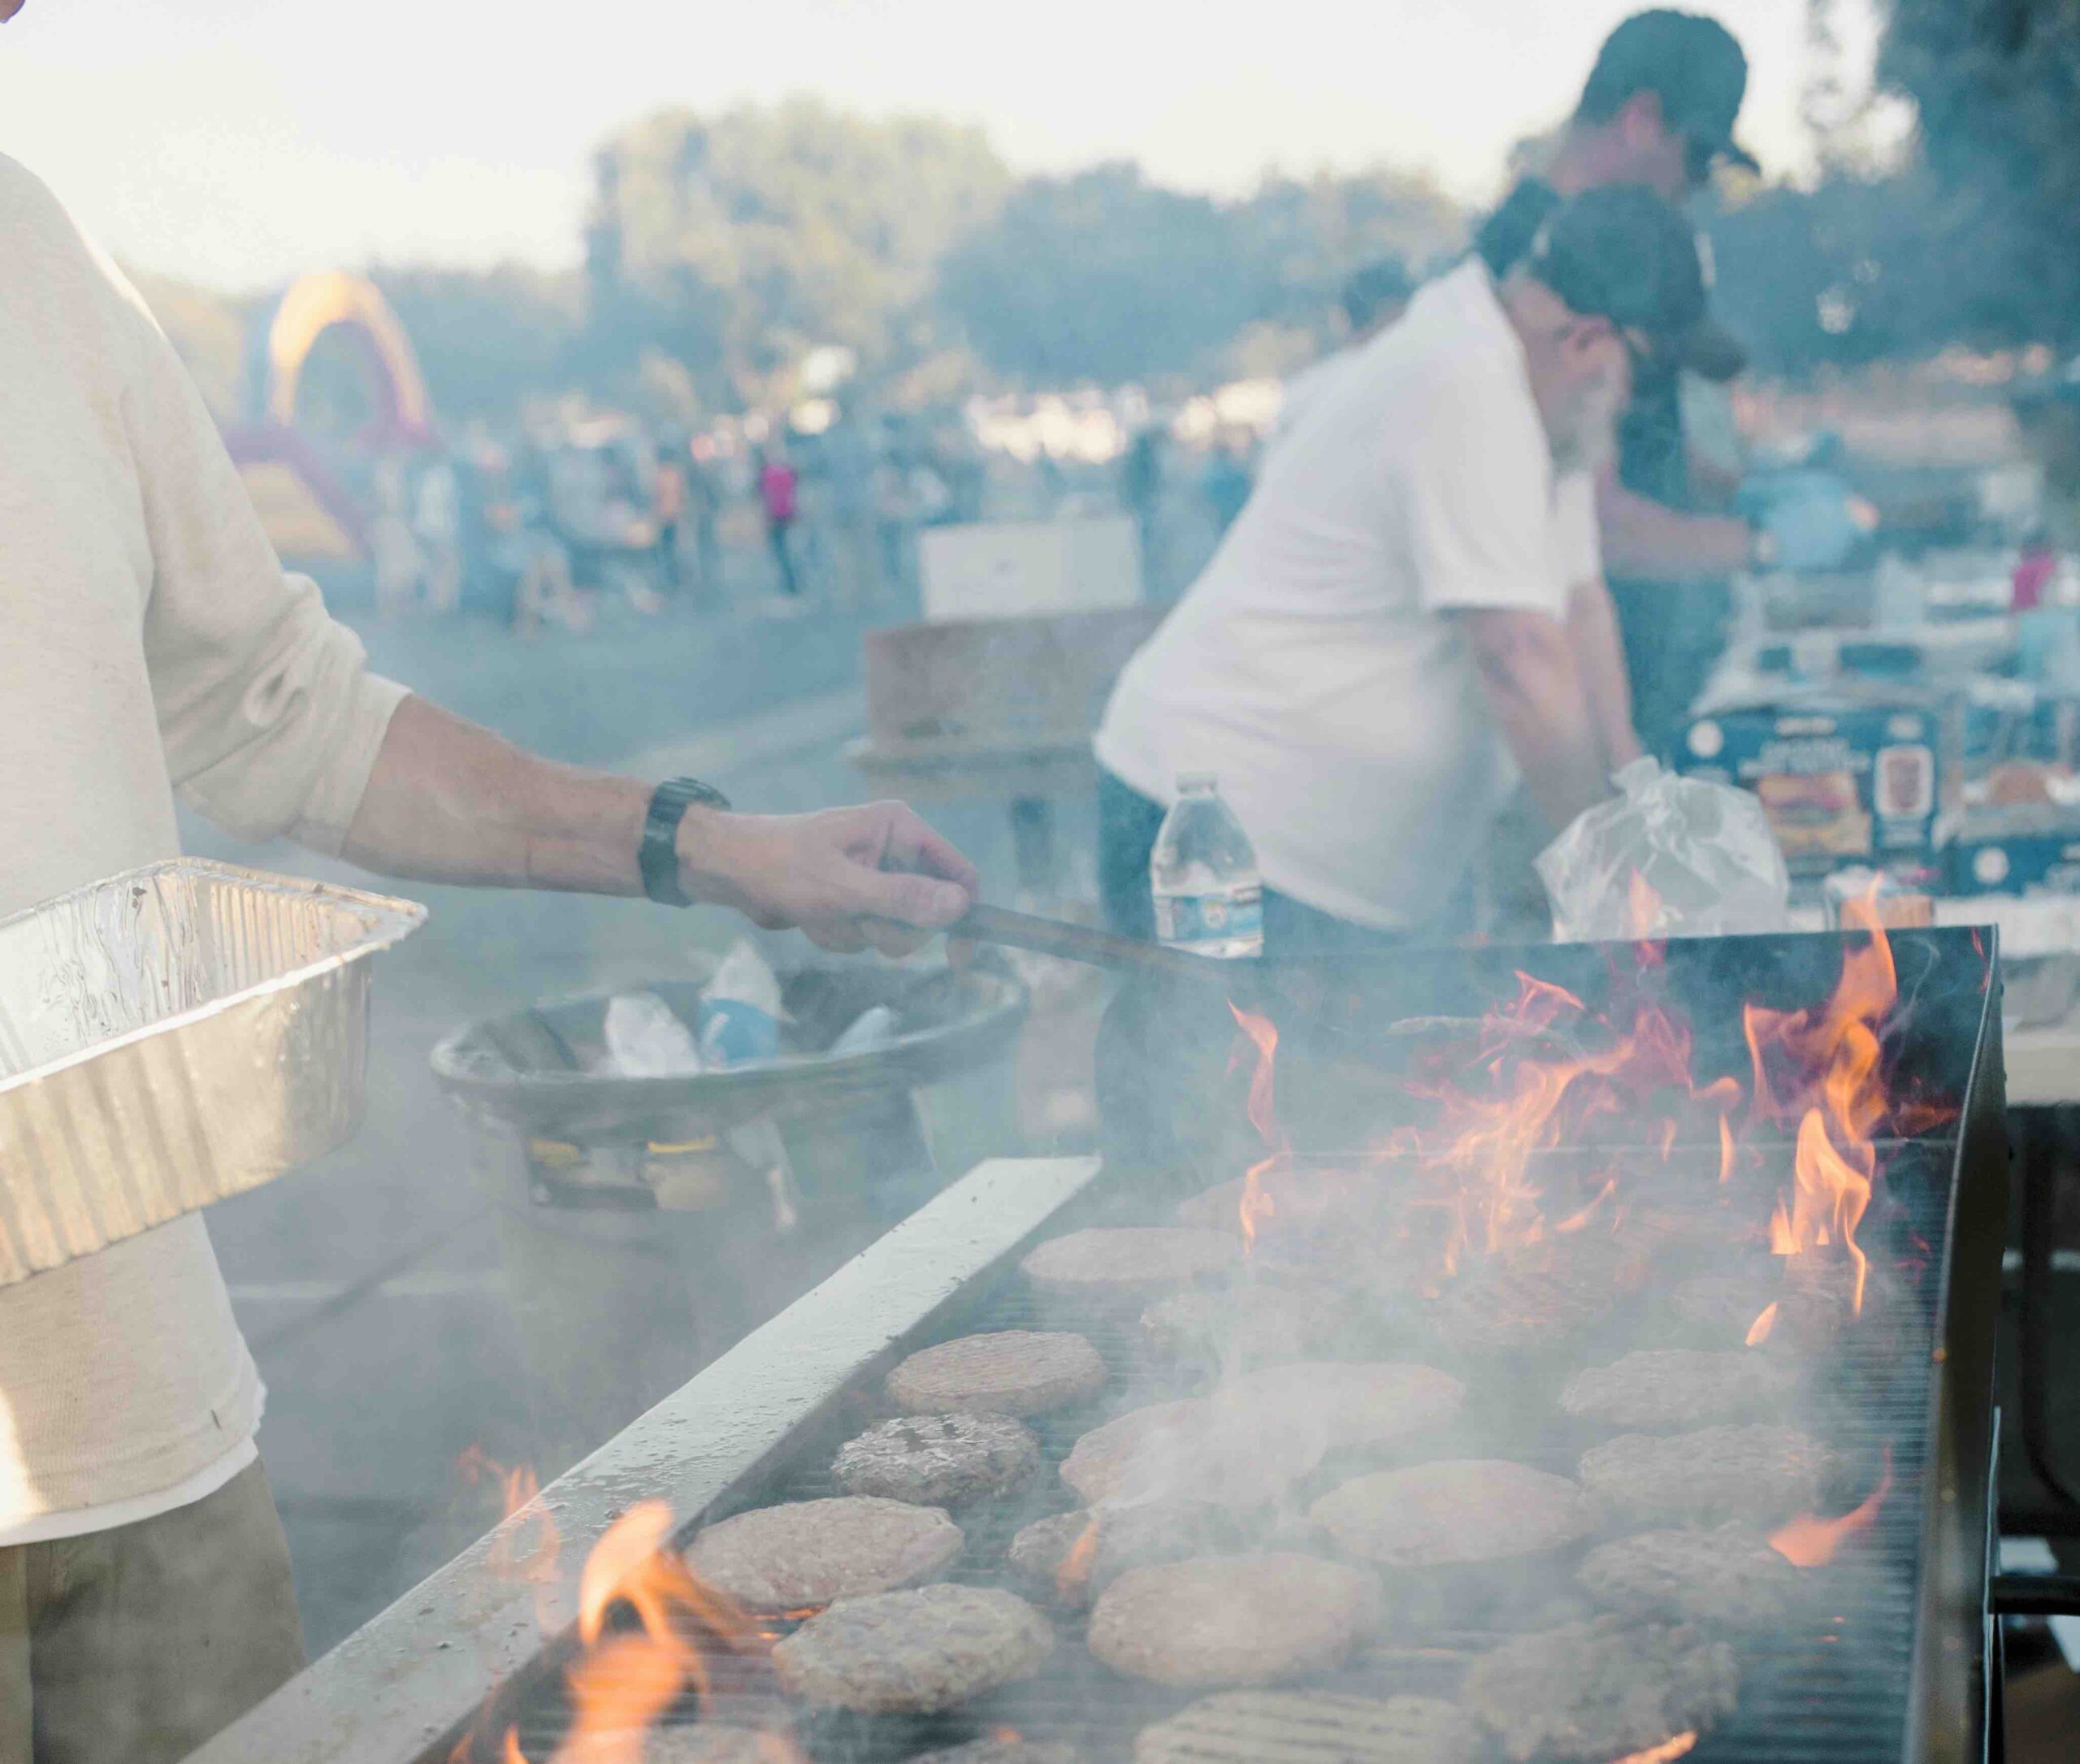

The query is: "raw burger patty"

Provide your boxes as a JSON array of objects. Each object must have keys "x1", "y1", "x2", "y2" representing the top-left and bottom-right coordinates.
[
  {"x1": 1087, "y1": 1554, "x2": 1377, "y2": 1688},
  {"x1": 1135, "y1": 1690, "x2": 1484, "y2": 1764},
  {"x1": 1559, "y1": 1348, "x2": 1796, "y2": 1431},
  {"x1": 1576, "y1": 1524, "x2": 1802, "y2": 1629},
  {"x1": 1061, "y1": 1364, "x2": 1463, "y2": 1508},
  {"x1": 834, "y1": 1413, "x2": 1041, "y2": 1506},
  {"x1": 1141, "y1": 1285, "x2": 1338, "y2": 1371},
  {"x1": 909, "y1": 1742, "x2": 1081, "y2": 1764},
  {"x1": 1462, "y1": 1614, "x2": 1739, "y2": 1762},
  {"x1": 644, "y1": 1729, "x2": 782, "y2": 1764},
  {"x1": 1428, "y1": 1256, "x2": 1618, "y2": 1356},
  {"x1": 887, "y1": 1331, "x2": 1107, "y2": 1417},
  {"x1": 1578, "y1": 1424, "x2": 1831, "y2": 1524},
  {"x1": 1309, "y1": 1460, "x2": 1598, "y2": 1567},
  {"x1": 683, "y1": 1497, "x2": 962, "y2": 1610},
  {"x1": 772, "y1": 1584, "x2": 1052, "y2": 1713},
  {"x1": 1021, "y1": 1228, "x2": 1237, "y2": 1306}
]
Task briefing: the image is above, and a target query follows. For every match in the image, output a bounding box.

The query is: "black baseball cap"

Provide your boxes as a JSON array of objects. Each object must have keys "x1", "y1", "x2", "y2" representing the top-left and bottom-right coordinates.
[
  {"x1": 1580, "y1": 9, "x2": 1759, "y2": 177},
  {"x1": 1525, "y1": 184, "x2": 1709, "y2": 359}
]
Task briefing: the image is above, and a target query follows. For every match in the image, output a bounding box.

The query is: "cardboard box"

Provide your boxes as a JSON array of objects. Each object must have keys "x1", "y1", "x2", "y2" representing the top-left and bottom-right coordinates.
[
  {"x1": 1677, "y1": 695, "x2": 1940, "y2": 882},
  {"x1": 1945, "y1": 804, "x2": 2080, "y2": 897}
]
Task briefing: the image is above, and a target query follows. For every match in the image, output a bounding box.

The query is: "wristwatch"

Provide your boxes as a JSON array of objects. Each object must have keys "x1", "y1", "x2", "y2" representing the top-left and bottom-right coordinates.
[{"x1": 640, "y1": 777, "x2": 732, "y2": 908}]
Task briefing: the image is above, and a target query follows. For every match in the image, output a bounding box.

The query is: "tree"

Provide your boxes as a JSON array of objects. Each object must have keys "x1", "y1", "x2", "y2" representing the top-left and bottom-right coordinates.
[
  {"x1": 1875, "y1": 0, "x2": 2080, "y2": 349},
  {"x1": 584, "y1": 98, "x2": 1010, "y2": 401},
  {"x1": 938, "y1": 163, "x2": 1465, "y2": 387},
  {"x1": 937, "y1": 163, "x2": 1258, "y2": 384},
  {"x1": 370, "y1": 266, "x2": 583, "y2": 419}
]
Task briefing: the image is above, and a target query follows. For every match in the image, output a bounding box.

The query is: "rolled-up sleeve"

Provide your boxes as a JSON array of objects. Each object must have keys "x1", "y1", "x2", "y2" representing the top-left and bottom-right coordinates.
[{"x1": 120, "y1": 285, "x2": 406, "y2": 854}]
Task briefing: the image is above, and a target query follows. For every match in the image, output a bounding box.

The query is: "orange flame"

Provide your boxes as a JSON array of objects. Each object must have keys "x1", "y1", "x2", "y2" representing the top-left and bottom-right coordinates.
[
  {"x1": 1552, "y1": 1179, "x2": 1617, "y2": 1234},
  {"x1": 552, "y1": 1502, "x2": 791, "y2": 1764},
  {"x1": 1627, "y1": 869, "x2": 1664, "y2": 941},
  {"x1": 1771, "y1": 1109, "x2": 1874, "y2": 1312},
  {"x1": 503, "y1": 1731, "x2": 528, "y2": 1764},
  {"x1": 1055, "y1": 1515, "x2": 1101, "y2": 1603},
  {"x1": 1610, "y1": 1736, "x2": 1698, "y2": 1764},
  {"x1": 1770, "y1": 1452, "x2": 1895, "y2": 1567},
  {"x1": 1718, "y1": 1114, "x2": 1736, "y2": 1184},
  {"x1": 1745, "y1": 1301, "x2": 1779, "y2": 1346},
  {"x1": 458, "y1": 1447, "x2": 562, "y2": 1588},
  {"x1": 1228, "y1": 1003, "x2": 1285, "y2": 1251}
]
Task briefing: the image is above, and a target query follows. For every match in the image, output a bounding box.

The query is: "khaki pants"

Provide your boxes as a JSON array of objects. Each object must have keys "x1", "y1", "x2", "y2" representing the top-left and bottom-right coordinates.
[{"x1": 0, "y1": 1462, "x2": 306, "y2": 1763}]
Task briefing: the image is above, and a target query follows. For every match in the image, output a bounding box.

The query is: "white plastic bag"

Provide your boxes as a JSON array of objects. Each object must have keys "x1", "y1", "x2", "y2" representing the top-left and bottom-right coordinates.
[
  {"x1": 601, "y1": 992, "x2": 704, "y2": 1077},
  {"x1": 697, "y1": 938, "x2": 784, "y2": 1067},
  {"x1": 1536, "y1": 758, "x2": 1791, "y2": 943}
]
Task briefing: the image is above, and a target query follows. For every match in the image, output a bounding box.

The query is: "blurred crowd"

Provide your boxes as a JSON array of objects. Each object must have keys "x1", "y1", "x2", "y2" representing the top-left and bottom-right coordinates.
[{"x1": 333, "y1": 391, "x2": 1288, "y2": 635}]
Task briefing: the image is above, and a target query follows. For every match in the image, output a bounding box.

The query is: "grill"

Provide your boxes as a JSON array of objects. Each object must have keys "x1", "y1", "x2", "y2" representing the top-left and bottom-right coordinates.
[{"x1": 193, "y1": 926, "x2": 2006, "y2": 1764}]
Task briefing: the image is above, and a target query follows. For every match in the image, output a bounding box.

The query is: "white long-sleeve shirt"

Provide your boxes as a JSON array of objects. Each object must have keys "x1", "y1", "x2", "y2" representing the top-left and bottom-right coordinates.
[{"x1": 0, "y1": 156, "x2": 405, "y2": 1536}]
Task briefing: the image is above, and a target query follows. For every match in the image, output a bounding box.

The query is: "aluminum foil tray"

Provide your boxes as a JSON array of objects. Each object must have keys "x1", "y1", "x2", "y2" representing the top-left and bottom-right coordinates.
[{"x1": 0, "y1": 860, "x2": 426, "y2": 1286}]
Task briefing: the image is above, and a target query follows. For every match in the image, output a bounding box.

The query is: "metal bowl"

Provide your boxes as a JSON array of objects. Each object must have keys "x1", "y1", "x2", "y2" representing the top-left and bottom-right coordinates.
[{"x1": 429, "y1": 960, "x2": 1029, "y2": 1146}]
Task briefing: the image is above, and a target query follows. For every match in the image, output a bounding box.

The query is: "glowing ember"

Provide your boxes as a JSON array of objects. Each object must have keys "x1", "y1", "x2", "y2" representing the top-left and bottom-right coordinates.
[
  {"x1": 1610, "y1": 1735, "x2": 1698, "y2": 1764},
  {"x1": 1771, "y1": 1452, "x2": 1895, "y2": 1567},
  {"x1": 1744, "y1": 1301, "x2": 1779, "y2": 1346},
  {"x1": 1055, "y1": 1515, "x2": 1101, "y2": 1603}
]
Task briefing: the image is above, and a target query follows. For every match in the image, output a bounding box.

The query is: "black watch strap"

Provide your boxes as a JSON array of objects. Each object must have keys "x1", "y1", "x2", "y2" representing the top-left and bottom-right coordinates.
[{"x1": 640, "y1": 777, "x2": 731, "y2": 908}]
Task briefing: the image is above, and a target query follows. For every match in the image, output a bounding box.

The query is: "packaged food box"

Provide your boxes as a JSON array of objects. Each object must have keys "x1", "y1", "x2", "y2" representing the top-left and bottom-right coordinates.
[
  {"x1": 1944, "y1": 804, "x2": 2080, "y2": 897},
  {"x1": 1676, "y1": 693, "x2": 1939, "y2": 882}
]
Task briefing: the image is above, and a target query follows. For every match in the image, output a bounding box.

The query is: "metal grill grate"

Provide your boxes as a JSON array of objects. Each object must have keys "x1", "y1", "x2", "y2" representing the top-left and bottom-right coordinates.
[{"x1": 506, "y1": 1134, "x2": 1964, "y2": 1764}]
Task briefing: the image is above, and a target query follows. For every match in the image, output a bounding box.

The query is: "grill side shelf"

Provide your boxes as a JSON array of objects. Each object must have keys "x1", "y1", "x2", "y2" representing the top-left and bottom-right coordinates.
[{"x1": 187, "y1": 1155, "x2": 1103, "y2": 1764}]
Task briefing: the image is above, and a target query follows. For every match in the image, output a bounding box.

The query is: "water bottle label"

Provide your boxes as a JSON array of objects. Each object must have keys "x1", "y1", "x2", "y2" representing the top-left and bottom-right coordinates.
[{"x1": 1154, "y1": 886, "x2": 1263, "y2": 948}]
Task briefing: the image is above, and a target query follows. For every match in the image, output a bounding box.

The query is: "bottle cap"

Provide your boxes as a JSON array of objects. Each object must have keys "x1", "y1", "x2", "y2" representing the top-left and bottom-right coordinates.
[{"x1": 1176, "y1": 773, "x2": 1218, "y2": 794}]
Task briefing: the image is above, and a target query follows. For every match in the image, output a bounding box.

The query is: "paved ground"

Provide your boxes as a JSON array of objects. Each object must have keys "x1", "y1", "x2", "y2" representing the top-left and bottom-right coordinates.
[{"x1": 184, "y1": 599, "x2": 1055, "y2": 1654}]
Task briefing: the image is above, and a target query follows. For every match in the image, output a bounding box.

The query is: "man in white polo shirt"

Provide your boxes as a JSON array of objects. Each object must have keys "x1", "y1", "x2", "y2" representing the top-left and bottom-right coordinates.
[{"x1": 1095, "y1": 185, "x2": 1705, "y2": 950}]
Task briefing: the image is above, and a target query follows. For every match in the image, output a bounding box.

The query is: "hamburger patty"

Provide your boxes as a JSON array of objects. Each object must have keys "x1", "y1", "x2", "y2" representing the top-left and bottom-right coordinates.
[
  {"x1": 1427, "y1": 1255, "x2": 1618, "y2": 1357},
  {"x1": 1134, "y1": 1690, "x2": 1484, "y2": 1764},
  {"x1": 1062, "y1": 1399, "x2": 1207, "y2": 1506},
  {"x1": 1308, "y1": 1460, "x2": 1597, "y2": 1567},
  {"x1": 683, "y1": 1497, "x2": 962, "y2": 1610},
  {"x1": 1462, "y1": 1614, "x2": 1739, "y2": 1762},
  {"x1": 1008, "y1": 1503, "x2": 1242, "y2": 1607},
  {"x1": 833, "y1": 1413, "x2": 1041, "y2": 1507},
  {"x1": 1087, "y1": 1554, "x2": 1379, "y2": 1689},
  {"x1": 909, "y1": 1741, "x2": 1081, "y2": 1764},
  {"x1": 1141, "y1": 1285, "x2": 1341, "y2": 1372},
  {"x1": 644, "y1": 1729, "x2": 785, "y2": 1764},
  {"x1": 1670, "y1": 1269, "x2": 1784, "y2": 1344},
  {"x1": 1576, "y1": 1524, "x2": 1802, "y2": 1629},
  {"x1": 771, "y1": 1584, "x2": 1053, "y2": 1713},
  {"x1": 1578, "y1": 1424, "x2": 1831, "y2": 1524},
  {"x1": 1061, "y1": 1364, "x2": 1463, "y2": 1510},
  {"x1": 1021, "y1": 1228, "x2": 1238, "y2": 1309},
  {"x1": 887, "y1": 1331, "x2": 1107, "y2": 1418},
  {"x1": 1559, "y1": 1348, "x2": 1796, "y2": 1432}
]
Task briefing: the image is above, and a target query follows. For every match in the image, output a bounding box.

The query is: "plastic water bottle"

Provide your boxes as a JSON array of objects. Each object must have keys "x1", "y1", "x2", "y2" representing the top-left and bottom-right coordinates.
[{"x1": 1150, "y1": 775, "x2": 1264, "y2": 959}]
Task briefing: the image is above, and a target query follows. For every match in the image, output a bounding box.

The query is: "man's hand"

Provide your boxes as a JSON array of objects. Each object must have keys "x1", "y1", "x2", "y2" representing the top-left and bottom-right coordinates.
[
  {"x1": 342, "y1": 699, "x2": 977, "y2": 955},
  {"x1": 678, "y1": 800, "x2": 978, "y2": 956}
]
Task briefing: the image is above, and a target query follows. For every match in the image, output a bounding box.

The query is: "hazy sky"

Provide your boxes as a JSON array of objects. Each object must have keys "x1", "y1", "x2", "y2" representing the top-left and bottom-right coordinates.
[{"x1": 0, "y1": 0, "x2": 1881, "y2": 292}]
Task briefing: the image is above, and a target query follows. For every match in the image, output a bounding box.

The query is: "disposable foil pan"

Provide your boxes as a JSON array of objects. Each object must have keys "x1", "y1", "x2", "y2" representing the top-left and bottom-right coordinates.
[{"x1": 0, "y1": 860, "x2": 426, "y2": 1286}]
